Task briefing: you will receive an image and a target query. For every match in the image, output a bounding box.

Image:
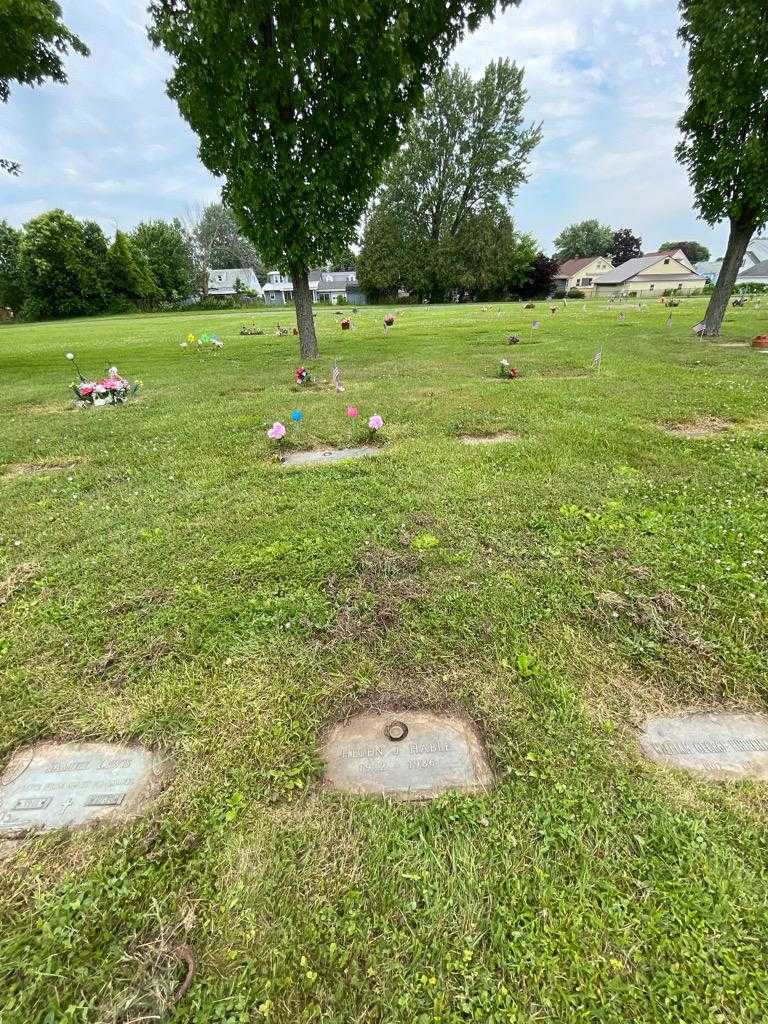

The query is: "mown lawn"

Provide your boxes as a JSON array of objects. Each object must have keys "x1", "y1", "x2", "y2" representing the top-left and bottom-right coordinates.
[{"x1": 1, "y1": 297, "x2": 768, "y2": 1023}]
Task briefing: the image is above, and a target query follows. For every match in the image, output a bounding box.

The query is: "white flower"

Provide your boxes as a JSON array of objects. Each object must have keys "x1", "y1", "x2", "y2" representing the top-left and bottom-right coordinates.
[
  {"x1": 180, "y1": 341, "x2": 188, "y2": 348},
  {"x1": 108, "y1": 366, "x2": 118, "y2": 376},
  {"x1": 66, "y1": 352, "x2": 74, "y2": 360}
]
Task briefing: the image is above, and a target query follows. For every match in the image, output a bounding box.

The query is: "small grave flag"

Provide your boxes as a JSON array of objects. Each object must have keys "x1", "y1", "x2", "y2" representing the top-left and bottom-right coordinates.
[
  {"x1": 619, "y1": 312, "x2": 625, "y2": 322},
  {"x1": 693, "y1": 321, "x2": 707, "y2": 337},
  {"x1": 531, "y1": 320, "x2": 540, "y2": 330},
  {"x1": 666, "y1": 315, "x2": 673, "y2": 327},
  {"x1": 331, "y1": 361, "x2": 344, "y2": 393},
  {"x1": 592, "y1": 347, "x2": 603, "y2": 370}
]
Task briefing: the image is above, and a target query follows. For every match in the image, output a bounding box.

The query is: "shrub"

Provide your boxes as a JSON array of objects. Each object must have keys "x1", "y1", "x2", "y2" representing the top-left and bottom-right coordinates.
[{"x1": 566, "y1": 288, "x2": 585, "y2": 299}]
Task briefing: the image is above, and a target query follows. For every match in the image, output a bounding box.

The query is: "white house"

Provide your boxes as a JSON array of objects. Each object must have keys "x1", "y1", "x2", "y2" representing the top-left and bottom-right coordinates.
[
  {"x1": 594, "y1": 251, "x2": 705, "y2": 297},
  {"x1": 207, "y1": 268, "x2": 263, "y2": 299},
  {"x1": 697, "y1": 237, "x2": 768, "y2": 284},
  {"x1": 737, "y1": 260, "x2": 768, "y2": 287},
  {"x1": 262, "y1": 268, "x2": 367, "y2": 305}
]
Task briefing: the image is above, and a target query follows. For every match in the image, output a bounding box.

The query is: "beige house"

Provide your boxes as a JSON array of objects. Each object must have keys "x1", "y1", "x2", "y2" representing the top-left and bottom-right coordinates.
[
  {"x1": 554, "y1": 256, "x2": 614, "y2": 295},
  {"x1": 594, "y1": 251, "x2": 705, "y2": 297}
]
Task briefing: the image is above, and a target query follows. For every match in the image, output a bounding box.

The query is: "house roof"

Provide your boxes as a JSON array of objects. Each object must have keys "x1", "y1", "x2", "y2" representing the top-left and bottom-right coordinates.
[
  {"x1": 207, "y1": 268, "x2": 262, "y2": 294},
  {"x1": 596, "y1": 254, "x2": 702, "y2": 285},
  {"x1": 555, "y1": 256, "x2": 603, "y2": 278},
  {"x1": 738, "y1": 259, "x2": 768, "y2": 280}
]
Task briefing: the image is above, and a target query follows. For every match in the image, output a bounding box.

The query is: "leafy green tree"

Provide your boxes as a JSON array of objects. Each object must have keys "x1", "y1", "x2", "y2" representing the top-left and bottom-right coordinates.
[
  {"x1": 676, "y1": 0, "x2": 768, "y2": 335},
  {"x1": 553, "y1": 220, "x2": 614, "y2": 262},
  {"x1": 0, "y1": 1, "x2": 88, "y2": 174},
  {"x1": 330, "y1": 249, "x2": 358, "y2": 273},
  {"x1": 107, "y1": 231, "x2": 160, "y2": 307},
  {"x1": 131, "y1": 219, "x2": 195, "y2": 301},
  {"x1": 149, "y1": 0, "x2": 516, "y2": 359},
  {"x1": 610, "y1": 228, "x2": 642, "y2": 266},
  {"x1": 358, "y1": 59, "x2": 538, "y2": 300},
  {"x1": 519, "y1": 252, "x2": 559, "y2": 299},
  {"x1": 18, "y1": 210, "x2": 107, "y2": 319},
  {"x1": 80, "y1": 220, "x2": 111, "y2": 313},
  {"x1": 658, "y1": 240, "x2": 711, "y2": 264},
  {"x1": 0, "y1": 220, "x2": 25, "y2": 311}
]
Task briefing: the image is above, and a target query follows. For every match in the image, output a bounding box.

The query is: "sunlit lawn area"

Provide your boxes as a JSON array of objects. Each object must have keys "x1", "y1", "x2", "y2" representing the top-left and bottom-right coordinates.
[{"x1": 2, "y1": 298, "x2": 768, "y2": 1022}]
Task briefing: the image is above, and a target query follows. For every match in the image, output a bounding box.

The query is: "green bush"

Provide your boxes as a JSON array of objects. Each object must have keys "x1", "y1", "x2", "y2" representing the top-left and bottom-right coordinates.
[{"x1": 566, "y1": 288, "x2": 585, "y2": 299}]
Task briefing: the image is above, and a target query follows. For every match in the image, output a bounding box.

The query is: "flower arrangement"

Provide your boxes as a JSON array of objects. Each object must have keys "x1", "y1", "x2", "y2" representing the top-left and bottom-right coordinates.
[
  {"x1": 341, "y1": 318, "x2": 351, "y2": 331},
  {"x1": 182, "y1": 331, "x2": 223, "y2": 351},
  {"x1": 240, "y1": 324, "x2": 265, "y2": 336},
  {"x1": 67, "y1": 353, "x2": 140, "y2": 407},
  {"x1": 499, "y1": 359, "x2": 519, "y2": 380},
  {"x1": 266, "y1": 405, "x2": 386, "y2": 452},
  {"x1": 507, "y1": 334, "x2": 521, "y2": 345},
  {"x1": 294, "y1": 366, "x2": 310, "y2": 385},
  {"x1": 383, "y1": 314, "x2": 395, "y2": 334}
]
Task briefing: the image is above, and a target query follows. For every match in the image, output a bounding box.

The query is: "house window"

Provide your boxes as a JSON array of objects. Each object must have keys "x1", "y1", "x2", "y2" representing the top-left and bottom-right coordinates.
[
  {"x1": 581, "y1": 277, "x2": 593, "y2": 287},
  {"x1": 649, "y1": 284, "x2": 655, "y2": 291},
  {"x1": 664, "y1": 258, "x2": 670, "y2": 265}
]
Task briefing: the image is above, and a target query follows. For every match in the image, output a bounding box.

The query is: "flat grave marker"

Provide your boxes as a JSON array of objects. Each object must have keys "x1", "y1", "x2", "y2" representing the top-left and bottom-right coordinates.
[
  {"x1": 281, "y1": 446, "x2": 379, "y2": 468},
  {"x1": 460, "y1": 432, "x2": 519, "y2": 446},
  {"x1": 321, "y1": 711, "x2": 493, "y2": 800},
  {"x1": 640, "y1": 713, "x2": 768, "y2": 780},
  {"x1": 0, "y1": 741, "x2": 163, "y2": 836}
]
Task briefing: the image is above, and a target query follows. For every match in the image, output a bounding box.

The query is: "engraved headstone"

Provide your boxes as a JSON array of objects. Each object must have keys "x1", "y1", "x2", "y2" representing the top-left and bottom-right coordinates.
[
  {"x1": 281, "y1": 446, "x2": 379, "y2": 468},
  {"x1": 0, "y1": 741, "x2": 163, "y2": 835},
  {"x1": 640, "y1": 713, "x2": 768, "y2": 780},
  {"x1": 321, "y1": 711, "x2": 493, "y2": 799}
]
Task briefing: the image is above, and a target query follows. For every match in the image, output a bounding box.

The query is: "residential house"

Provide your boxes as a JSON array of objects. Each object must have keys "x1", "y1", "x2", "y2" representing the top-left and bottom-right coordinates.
[
  {"x1": 698, "y1": 237, "x2": 768, "y2": 284},
  {"x1": 263, "y1": 268, "x2": 367, "y2": 305},
  {"x1": 737, "y1": 260, "x2": 768, "y2": 287},
  {"x1": 553, "y1": 256, "x2": 614, "y2": 295},
  {"x1": 207, "y1": 268, "x2": 263, "y2": 299},
  {"x1": 594, "y1": 251, "x2": 706, "y2": 297}
]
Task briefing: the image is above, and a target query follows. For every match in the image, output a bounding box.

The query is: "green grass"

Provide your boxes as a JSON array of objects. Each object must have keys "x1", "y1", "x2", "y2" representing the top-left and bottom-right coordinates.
[{"x1": 1, "y1": 297, "x2": 768, "y2": 1023}]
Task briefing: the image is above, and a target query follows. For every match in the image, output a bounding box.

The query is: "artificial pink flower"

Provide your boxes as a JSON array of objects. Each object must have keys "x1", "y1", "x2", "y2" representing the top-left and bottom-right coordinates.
[
  {"x1": 78, "y1": 383, "x2": 95, "y2": 396},
  {"x1": 346, "y1": 406, "x2": 358, "y2": 418},
  {"x1": 267, "y1": 422, "x2": 286, "y2": 440},
  {"x1": 368, "y1": 414, "x2": 383, "y2": 430}
]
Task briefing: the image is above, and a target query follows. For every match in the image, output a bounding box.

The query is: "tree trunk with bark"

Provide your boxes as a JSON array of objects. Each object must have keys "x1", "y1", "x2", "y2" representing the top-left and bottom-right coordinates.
[
  {"x1": 703, "y1": 217, "x2": 754, "y2": 336},
  {"x1": 291, "y1": 262, "x2": 318, "y2": 359}
]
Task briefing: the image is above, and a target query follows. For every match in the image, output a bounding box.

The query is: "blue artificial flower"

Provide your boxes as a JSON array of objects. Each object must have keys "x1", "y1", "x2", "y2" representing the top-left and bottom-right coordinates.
[{"x1": 290, "y1": 409, "x2": 302, "y2": 422}]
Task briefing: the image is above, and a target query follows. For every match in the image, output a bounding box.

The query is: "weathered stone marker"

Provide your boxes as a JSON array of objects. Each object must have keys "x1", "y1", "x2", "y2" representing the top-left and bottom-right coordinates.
[
  {"x1": 321, "y1": 711, "x2": 493, "y2": 799},
  {"x1": 0, "y1": 741, "x2": 163, "y2": 835},
  {"x1": 459, "y1": 432, "x2": 519, "y2": 446},
  {"x1": 281, "y1": 447, "x2": 379, "y2": 468},
  {"x1": 640, "y1": 713, "x2": 768, "y2": 780}
]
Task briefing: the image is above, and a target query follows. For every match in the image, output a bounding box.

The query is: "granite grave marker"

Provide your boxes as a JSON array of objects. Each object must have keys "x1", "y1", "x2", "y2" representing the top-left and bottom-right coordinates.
[
  {"x1": 0, "y1": 741, "x2": 163, "y2": 836},
  {"x1": 321, "y1": 711, "x2": 493, "y2": 799},
  {"x1": 640, "y1": 713, "x2": 768, "y2": 780},
  {"x1": 281, "y1": 446, "x2": 379, "y2": 468}
]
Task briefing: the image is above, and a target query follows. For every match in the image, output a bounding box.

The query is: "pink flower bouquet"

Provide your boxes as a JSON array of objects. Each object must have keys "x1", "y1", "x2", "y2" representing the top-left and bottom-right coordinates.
[{"x1": 70, "y1": 361, "x2": 140, "y2": 406}]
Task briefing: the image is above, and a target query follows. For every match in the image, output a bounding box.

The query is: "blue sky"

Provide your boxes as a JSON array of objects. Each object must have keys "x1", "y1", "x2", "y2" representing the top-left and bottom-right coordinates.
[{"x1": 0, "y1": 0, "x2": 732, "y2": 258}]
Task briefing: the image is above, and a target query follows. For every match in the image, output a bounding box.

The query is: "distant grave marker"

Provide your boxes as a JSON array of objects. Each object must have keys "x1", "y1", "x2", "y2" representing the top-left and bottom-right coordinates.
[
  {"x1": 321, "y1": 711, "x2": 492, "y2": 800},
  {"x1": 281, "y1": 446, "x2": 379, "y2": 468},
  {"x1": 0, "y1": 741, "x2": 163, "y2": 836},
  {"x1": 459, "y1": 432, "x2": 519, "y2": 446},
  {"x1": 640, "y1": 713, "x2": 768, "y2": 780}
]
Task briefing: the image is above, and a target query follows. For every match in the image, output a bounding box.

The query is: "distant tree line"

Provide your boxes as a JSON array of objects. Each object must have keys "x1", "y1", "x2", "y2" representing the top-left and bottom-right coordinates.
[
  {"x1": 0, "y1": 203, "x2": 267, "y2": 320},
  {"x1": 552, "y1": 220, "x2": 712, "y2": 268}
]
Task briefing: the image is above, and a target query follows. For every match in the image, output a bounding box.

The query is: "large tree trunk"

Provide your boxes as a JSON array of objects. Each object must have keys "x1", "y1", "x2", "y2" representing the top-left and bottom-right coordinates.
[
  {"x1": 291, "y1": 262, "x2": 318, "y2": 359},
  {"x1": 703, "y1": 217, "x2": 754, "y2": 336}
]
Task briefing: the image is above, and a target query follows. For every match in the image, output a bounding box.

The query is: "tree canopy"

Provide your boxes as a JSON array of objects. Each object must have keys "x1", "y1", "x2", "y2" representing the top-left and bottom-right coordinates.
[
  {"x1": 610, "y1": 228, "x2": 642, "y2": 266},
  {"x1": 0, "y1": 0, "x2": 88, "y2": 175},
  {"x1": 553, "y1": 220, "x2": 614, "y2": 263},
  {"x1": 357, "y1": 60, "x2": 539, "y2": 301},
  {"x1": 0, "y1": 221, "x2": 24, "y2": 311},
  {"x1": 149, "y1": 0, "x2": 517, "y2": 357},
  {"x1": 658, "y1": 240, "x2": 711, "y2": 264},
  {"x1": 676, "y1": 0, "x2": 768, "y2": 334},
  {"x1": 131, "y1": 219, "x2": 196, "y2": 301}
]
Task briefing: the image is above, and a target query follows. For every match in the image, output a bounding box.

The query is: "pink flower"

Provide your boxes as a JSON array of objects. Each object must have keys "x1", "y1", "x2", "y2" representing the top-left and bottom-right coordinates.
[
  {"x1": 368, "y1": 414, "x2": 383, "y2": 430},
  {"x1": 346, "y1": 406, "x2": 358, "y2": 419},
  {"x1": 267, "y1": 422, "x2": 286, "y2": 440},
  {"x1": 78, "y1": 383, "x2": 95, "y2": 396}
]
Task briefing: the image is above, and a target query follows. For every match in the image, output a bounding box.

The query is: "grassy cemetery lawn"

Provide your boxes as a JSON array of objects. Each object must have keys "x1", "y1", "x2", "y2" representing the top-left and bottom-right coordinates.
[{"x1": 3, "y1": 297, "x2": 768, "y2": 1022}]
